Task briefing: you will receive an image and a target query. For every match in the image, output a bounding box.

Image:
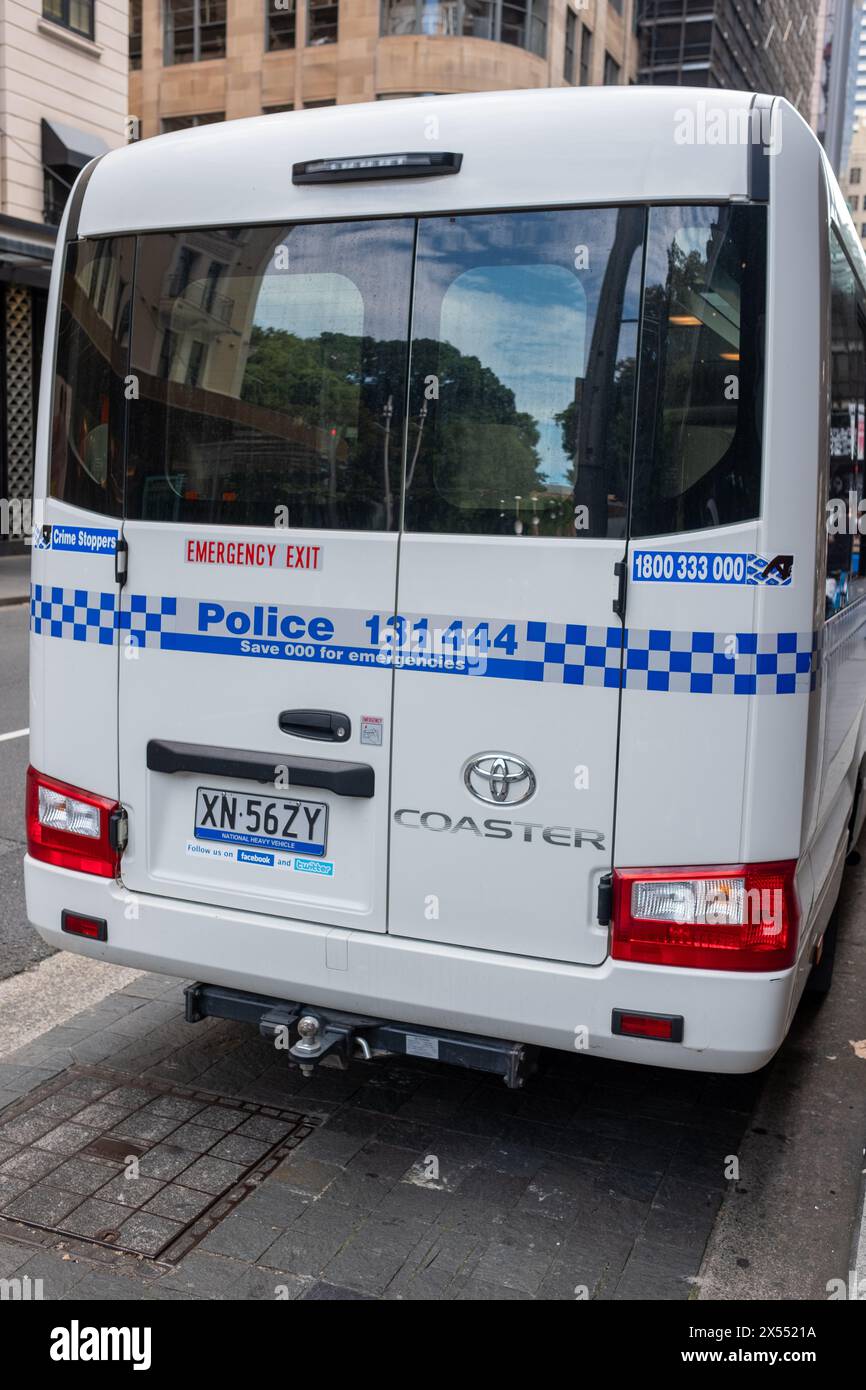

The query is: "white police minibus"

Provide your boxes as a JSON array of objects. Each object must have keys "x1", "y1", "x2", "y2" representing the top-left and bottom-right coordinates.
[{"x1": 24, "y1": 87, "x2": 866, "y2": 1082}]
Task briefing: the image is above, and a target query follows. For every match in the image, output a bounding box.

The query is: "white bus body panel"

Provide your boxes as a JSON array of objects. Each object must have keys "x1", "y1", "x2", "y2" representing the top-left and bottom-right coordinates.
[{"x1": 77, "y1": 88, "x2": 752, "y2": 238}]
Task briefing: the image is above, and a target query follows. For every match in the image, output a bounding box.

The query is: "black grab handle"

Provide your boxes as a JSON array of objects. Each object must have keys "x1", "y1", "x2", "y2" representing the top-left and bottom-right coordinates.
[
  {"x1": 146, "y1": 740, "x2": 374, "y2": 798},
  {"x1": 279, "y1": 709, "x2": 351, "y2": 743}
]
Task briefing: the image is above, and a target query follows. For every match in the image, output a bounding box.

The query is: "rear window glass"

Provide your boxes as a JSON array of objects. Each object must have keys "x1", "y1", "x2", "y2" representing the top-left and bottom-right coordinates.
[
  {"x1": 125, "y1": 221, "x2": 414, "y2": 529},
  {"x1": 52, "y1": 204, "x2": 766, "y2": 539},
  {"x1": 405, "y1": 207, "x2": 646, "y2": 538},
  {"x1": 50, "y1": 238, "x2": 134, "y2": 516},
  {"x1": 630, "y1": 204, "x2": 766, "y2": 537}
]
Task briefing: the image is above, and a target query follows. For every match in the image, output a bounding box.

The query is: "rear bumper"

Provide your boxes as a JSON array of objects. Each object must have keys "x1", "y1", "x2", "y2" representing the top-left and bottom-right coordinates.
[{"x1": 25, "y1": 856, "x2": 797, "y2": 1073}]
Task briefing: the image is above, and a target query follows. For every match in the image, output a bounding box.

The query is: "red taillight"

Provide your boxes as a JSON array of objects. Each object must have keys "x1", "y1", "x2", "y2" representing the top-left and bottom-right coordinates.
[
  {"x1": 26, "y1": 766, "x2": 120, "y2": 878},
  {"x1": 611, "y1": 862, "x2": 799, "y2": 971}
]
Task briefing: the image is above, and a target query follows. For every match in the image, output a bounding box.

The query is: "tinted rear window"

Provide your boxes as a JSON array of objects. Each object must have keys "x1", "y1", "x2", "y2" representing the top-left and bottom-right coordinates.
[
  {"x1": 405, "y1": 207, "x2": 646, "y2": 538},
  {"x1": 125, "y1": 221, "x2": 414, "y2": 529},
  {"x1": 51, "y1": 205, "x2": 766, "y2": 538}
]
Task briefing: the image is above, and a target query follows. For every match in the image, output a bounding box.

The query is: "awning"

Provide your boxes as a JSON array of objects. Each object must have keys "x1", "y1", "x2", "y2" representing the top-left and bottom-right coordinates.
[{"x1": 41, "y1": 118, "x2": 109, "y2": 172}]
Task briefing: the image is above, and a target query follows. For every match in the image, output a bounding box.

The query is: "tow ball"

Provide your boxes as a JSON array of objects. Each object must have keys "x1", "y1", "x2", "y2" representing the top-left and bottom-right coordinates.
[
  {"x1": 257, "y1": 1007, "x2": 381, "y2": 1076},
  {"x1": 291, "y1": 1013, "x2": 371, "y2": 1076}
]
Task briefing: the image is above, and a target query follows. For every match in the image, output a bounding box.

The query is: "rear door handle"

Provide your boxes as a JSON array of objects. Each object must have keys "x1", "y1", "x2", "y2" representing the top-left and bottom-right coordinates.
[
  {"x1": 279, "y1": 709, "x2": 351, "y2": 742},
  {"x1": 147, "y1": 739, "x2": 374, "y2": 798}
]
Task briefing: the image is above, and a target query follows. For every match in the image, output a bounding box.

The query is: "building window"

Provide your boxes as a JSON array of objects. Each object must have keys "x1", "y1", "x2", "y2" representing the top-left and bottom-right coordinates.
[
  {"x1": 304, "y1": 98, "x2": 336, "y2": 107},
  {"x1": 130, "y1": 0, "x2": 142, "y2": 69},
  {"x1": 851, "y1": 196, "x2": 860, "y2": 212},
  {"x1": 579, "y1": 25, "x2": 592, "y2": 85},
  {"x1": 267, "y1": 0, "x2": 296, "y2": 50},
  {"x1": 381, "y1": 2, "x2": 547, "y2": 59},
  {"x1": 609, "y1": 0, "x2": 622, "y2": 12},
  {"x1": 44, "y1": 168, "x2": 74, "y2": 226},
  {"x1": 603, "y1": 51, "x2": 620, "y2": 85},
  {"x1": 308, "y1": 0, "x2": 338, "y2": 45},
  {"x1": 164, "y1": 0, "x2": 227, "y2": 65},
  {"x1": 861, "y1": 223, "x2": 866, "y2": 239},
  {"x1": 850, "y1": 167, "x2": 862, "y2": 185},
  {"x1": 564, "y1": 8, "x2": 576, "y2": 84},
  {"x1": 42, "y1": 0, "x2": 95, "y2": 39},
  {"x1": 161, "y1": 113, "x2": 225, "y2": 131},
  {"x1": 263, "y1": 103, "x2": 295, "y2": 113},
  {"x1": 501, "y1": 1, "x2": 547, "y2": 56}
]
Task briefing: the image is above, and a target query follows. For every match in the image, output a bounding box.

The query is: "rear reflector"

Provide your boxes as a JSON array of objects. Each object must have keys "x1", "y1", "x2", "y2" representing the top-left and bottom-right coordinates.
[
  {"x1": 27, "y1": 766, "x2": 120, "y2": 878},
  {"x1": 612, "y1": 862, "x2": 799, "y2": 971},
  {"x1": 61, "y1": 910, "x2": 107, "y2": 942},
  {"x1": 611, "y1": 1010, "x2": 684, "y2": 1042}
]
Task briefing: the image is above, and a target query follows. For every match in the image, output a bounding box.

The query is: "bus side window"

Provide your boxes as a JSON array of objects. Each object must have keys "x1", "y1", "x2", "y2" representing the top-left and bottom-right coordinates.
[
  {"x1": 630, "y1": 205, "x2": 766, "y2": 539},
  {"x1": 827, "y1": 233, "x2": 866, "y2": 617},
  {"x1": 49, "y1": 239, "x2": 134, "y2": 517}
]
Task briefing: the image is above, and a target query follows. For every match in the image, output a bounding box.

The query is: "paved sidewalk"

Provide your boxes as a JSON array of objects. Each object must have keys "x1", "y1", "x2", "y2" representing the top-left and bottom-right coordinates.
[
  {"x1": 0, "y1": 954, "x2": 141, "y2": 1056},
  {"x1": 0, "y1": 554, "x2": 30, "y2": 608},
  {"x1": 0, "y1": 970, "x2": 762, "y2": 1301}
]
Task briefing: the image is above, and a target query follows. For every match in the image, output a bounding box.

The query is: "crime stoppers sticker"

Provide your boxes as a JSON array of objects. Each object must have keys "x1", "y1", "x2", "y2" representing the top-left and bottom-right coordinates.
[{"x1": 34, "y1": 525, "x2": 117, "y2": 556}]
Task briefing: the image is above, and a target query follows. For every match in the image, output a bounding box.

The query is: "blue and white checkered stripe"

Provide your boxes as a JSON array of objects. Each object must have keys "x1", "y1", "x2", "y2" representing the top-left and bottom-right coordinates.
[
  {"x1": 30, "y1": 584, "x2": 115, "y2": 646},
  {"x1": 621, "y1": 627, "x2": 815, "y2": 696},
  {"x1": 29, "y1": 586, "x2": 819, "y2": 696},
  {"x1": 116, "y1": 594, "x2": 177, "y2": 649},
  {"x1": 518, "y1": 621, "x2": 815, "y2": 694}
]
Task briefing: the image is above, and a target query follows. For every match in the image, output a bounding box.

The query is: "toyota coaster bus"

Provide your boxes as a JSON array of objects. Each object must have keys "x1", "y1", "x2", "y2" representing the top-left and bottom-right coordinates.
[{"x1": 24, "y1": 87, "x2": 866, "y2": 1084}]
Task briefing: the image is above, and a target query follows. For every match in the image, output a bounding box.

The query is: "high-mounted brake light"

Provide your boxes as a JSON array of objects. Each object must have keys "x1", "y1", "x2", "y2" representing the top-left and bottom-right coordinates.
[
  {"x1": 292, "y1": 151, "x2": 462, "y2": 184},
  {"x1": 26, "y1": 766, "x2": 121, "y2": 878},
  {"x1": 611, "y1": 862, "x2": 799, "y2": 972}
]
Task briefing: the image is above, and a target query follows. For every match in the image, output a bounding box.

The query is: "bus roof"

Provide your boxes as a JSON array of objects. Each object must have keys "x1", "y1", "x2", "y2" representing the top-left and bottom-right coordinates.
[{"x1": 76, "y1": 85, "x2": 796, "y2": 238}]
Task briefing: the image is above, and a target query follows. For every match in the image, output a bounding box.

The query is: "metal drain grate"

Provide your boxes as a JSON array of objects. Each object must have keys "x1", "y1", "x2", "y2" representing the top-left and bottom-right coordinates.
[{"x1": 0, "y1": 1067, "x2": 315, "y2": 1259}]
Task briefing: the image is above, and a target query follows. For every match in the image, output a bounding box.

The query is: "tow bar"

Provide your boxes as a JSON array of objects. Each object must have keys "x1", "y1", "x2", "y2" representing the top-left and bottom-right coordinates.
[{"x1": 184, "y1": 983, "x2": 536, "y2": 1089}]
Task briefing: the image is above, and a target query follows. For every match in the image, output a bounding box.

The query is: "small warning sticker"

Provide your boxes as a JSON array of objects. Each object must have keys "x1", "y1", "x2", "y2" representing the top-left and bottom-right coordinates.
[
  {"x1": 360, "y1": 716, "x2": 383, "y2": 747},
  {"x1": 405, "y1": 1034, "x2": 439, "y2": 1060}
]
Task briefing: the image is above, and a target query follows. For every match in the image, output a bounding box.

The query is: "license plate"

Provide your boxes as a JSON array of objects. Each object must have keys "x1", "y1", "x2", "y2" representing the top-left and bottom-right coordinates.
[{"x1": 194, "y1": 786, "x2": 328, "y2": 857}]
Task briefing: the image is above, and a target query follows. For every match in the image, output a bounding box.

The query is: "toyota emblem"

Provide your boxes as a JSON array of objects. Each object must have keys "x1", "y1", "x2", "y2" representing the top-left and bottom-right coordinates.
[{"x1": 463, "y1": 752, "x2": 537, "y2": 807}]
